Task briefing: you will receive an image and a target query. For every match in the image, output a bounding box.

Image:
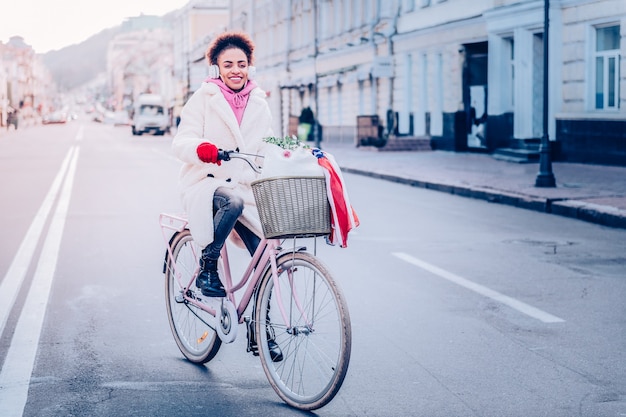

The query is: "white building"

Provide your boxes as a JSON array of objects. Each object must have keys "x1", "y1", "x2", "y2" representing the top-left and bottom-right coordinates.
[
  {"x1": 106, "y1": 1, "x2": 230, "y2": 122},
  {"x1": 170, "y1": 0, "x2": 230, "y2": 124},
  {"x1": 0, "y1": 36, "x2": 54, "y2": 128},
  {"x1": 107, "y1": 16, "x2": 175, "y2": 112},
  {"x1": 228, "y1": 0, "x2": 625, "y2": 165}
]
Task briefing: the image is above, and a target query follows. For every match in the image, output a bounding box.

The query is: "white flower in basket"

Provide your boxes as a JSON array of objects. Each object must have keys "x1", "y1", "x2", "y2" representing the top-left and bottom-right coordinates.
[{"x1": 261, "y1": 137, "x2": 324, "y2": 179}]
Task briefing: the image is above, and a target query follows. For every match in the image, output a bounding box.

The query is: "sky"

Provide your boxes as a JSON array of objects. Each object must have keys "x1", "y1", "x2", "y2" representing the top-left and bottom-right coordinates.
[{"x1": 0, "y1": 0, "x2": 191, "y2": 54}]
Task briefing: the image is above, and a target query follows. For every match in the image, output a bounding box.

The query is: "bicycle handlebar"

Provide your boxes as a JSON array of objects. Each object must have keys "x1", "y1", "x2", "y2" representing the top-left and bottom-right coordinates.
[
  {"x1": 217, "y1": 150, "x2": 262, "y2": 173},
  {"x1": 217, "y1": 150, "x2": 232, "y2": 161}
]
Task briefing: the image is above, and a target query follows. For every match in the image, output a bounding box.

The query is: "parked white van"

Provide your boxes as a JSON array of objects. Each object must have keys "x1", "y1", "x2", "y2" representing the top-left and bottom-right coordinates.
[{"x1": 131, "y1": 94, "x2": 169, "y2": 136}]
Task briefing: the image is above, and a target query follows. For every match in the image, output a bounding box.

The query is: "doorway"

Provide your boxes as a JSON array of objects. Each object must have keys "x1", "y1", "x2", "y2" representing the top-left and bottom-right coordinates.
[{"x1": 462, "y1": 42, "x2": 488, "y2": 150}]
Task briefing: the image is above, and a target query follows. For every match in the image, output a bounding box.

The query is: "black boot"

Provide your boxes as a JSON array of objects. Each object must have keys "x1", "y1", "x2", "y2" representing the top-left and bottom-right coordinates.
[
  {"x1": 267, "y1": 334, "x2": 283, "y2": 363},
  {"x1": 246, "y1": 319, "x2": 283, "y2": 362},
  {"x1": 196, "y1": 257, "x2": 226, "y2": 297}
]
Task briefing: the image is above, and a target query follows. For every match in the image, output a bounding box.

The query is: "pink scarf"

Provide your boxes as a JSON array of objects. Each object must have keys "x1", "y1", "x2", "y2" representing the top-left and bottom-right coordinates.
[{"x1": 206, "y1": 78, "x2": 257, "y2": 125}]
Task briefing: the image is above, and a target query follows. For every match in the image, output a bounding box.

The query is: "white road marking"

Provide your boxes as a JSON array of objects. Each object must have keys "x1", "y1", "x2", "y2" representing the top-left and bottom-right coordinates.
[
  {"x1": 0, "y1": 147, "x2": 76, "y2": 334},
  {"x1": 0, "y1": 147, "x2": 80, "y2": 417},
  {"x1": 392, "y1": 252, "x2": 565, "y2": 323},
  {"x1": 75, "y1": 124, "x2": 84, "y2": 141}
]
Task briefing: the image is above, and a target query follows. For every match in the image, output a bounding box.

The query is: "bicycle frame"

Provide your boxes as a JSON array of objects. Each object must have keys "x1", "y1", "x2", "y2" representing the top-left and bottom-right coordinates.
[{"x1": 159, "y1": 212, "x2": 310, "y2": 336}]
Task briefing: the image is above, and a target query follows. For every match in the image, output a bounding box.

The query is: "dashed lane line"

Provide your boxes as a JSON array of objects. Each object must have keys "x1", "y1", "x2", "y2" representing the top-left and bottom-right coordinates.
[{"x1": 392, "y1": 252, "x2": 565, "y2": 324}]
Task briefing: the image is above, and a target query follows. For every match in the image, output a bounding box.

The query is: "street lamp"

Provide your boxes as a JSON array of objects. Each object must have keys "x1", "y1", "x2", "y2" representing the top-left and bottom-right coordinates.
[
  {"x1": 312, "y1": 0, "x2": 321, "y2": 149},
  {"x1": 535, "y1": 0, "x2": 556, "y2": 187}
]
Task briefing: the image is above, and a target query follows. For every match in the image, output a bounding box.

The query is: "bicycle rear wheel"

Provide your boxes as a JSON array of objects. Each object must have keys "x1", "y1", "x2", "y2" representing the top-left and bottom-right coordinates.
[
  {"x1": 165, "y1": 229, "x2": 221, "y2": 363},
  {"x1": 255, "y1": 250, "x2": 351, "y2": 410}
]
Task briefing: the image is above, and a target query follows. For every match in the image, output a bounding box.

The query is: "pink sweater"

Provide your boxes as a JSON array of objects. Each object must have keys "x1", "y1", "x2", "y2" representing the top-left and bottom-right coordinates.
[{"x1": 206, "y1": 78, "x2": 257, "y2": 125}]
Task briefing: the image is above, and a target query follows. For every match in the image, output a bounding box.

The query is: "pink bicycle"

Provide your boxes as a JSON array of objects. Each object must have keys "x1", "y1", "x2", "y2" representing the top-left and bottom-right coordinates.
[{"x1": 159, "y1": 151, "x2": 351, "y2": 410}]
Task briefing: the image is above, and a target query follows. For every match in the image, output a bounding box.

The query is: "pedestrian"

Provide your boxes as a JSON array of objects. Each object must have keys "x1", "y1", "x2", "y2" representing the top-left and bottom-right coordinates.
[{"x1": 7, "y1": 106, "x2": 18, "y2": 130}]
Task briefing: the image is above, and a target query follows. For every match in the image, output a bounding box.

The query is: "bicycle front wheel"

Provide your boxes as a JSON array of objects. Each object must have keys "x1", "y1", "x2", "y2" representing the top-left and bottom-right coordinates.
[
  {"x1": 165, "y1": 229, "x2": 221, "y2": 363},
  {"x1": 255, "y1": 251, "x2": 351, "y2": 410}
]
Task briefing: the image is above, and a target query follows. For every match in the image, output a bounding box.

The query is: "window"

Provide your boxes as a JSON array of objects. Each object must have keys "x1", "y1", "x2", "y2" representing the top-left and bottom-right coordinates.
[
  {"x1": 334, "y1": 3, "x2": 341, "y2": 35},
  {"x1": 363, "y1": 0, "x2": 372, "y2": 22},
  {"x1": 343, "y1": 1, "x2": 351, "y2": 32},
  {"x1": 352, "y1": 0, "x2": 362, "y2": 28},
  {"x1": 320, "y1": 2, "x2": 329, "y2": 39},
  {"x1": 594, "y1": 25, "x2": 620, "y2": 110}
]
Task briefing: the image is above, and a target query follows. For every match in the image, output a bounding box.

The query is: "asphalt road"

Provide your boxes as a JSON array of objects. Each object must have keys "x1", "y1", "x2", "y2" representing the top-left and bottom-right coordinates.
[{"x1": 1, "y1": 120, "x2": 625, "y2": 416}]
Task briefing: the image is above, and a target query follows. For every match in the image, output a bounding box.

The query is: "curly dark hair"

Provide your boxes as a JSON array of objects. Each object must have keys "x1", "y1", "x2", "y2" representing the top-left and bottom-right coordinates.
[{"x1": 206, "y1": 31, "x2": 255, "y2": 66}]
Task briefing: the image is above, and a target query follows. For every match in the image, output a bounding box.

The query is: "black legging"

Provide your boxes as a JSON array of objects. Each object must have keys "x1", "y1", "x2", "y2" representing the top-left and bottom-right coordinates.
[{"x1": 202, "y1": 186, "x2": 260, "y2": 260}]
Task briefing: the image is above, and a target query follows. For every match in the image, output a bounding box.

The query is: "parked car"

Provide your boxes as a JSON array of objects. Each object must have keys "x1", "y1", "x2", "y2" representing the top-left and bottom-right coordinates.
[
  {"x1": 102, "y1": 111, "x2": 116, "y2": 125},
  {"x1": 42, "y1": 111, "x2": 68, "y2": 124},
  {"x1": 113, "y1": 110, "x2": 131, "y2": 126}
]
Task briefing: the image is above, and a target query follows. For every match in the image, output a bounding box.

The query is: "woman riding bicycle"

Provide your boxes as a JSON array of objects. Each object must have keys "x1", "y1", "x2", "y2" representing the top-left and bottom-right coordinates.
[
  {"x1": 171, "y1": 31, "x2": 276, "y2": 300},
  {"x1": 172, "y1": 31, "x2": 283, "y2": 361},
  {"x1": 166, "y1": 32, "x2": 359, "y2": 399}
]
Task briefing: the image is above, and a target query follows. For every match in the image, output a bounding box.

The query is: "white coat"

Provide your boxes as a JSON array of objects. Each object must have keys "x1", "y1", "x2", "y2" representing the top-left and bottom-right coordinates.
[{"x1": 171, "y1": 81, "x2": 275, "y2": 249}]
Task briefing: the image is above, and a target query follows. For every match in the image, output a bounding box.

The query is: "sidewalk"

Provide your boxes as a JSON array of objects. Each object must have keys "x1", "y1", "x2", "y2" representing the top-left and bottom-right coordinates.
[{"x1": 322, "y1": 142, "x2": 626, "y2": 229}]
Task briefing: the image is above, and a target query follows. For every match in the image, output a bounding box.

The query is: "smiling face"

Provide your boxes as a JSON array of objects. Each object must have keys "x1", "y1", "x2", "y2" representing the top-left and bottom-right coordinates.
[{"x1": 217, "y1": 47, "x2": 249, "y2": 91}]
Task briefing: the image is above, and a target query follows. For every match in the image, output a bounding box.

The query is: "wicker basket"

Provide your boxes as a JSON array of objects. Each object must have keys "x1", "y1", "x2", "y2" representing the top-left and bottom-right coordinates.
[{"x1": 251, "y1": 176, "x2": 331, "y2": 239}]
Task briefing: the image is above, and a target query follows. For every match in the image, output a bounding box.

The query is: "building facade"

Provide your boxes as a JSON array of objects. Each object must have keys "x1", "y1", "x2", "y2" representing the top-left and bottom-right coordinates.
[
  {"x1": 0, "y1": 36, "x2": 54, "y2": 130},
  {"x1": 227, "y1": 0, "x2": 625, "y2": 165},
  {"x1": 107, "y1": 15, "x2": 175, "y2": 112},
  {"x1": 171, "y1": 0, "x2": 230, "y2": 107},
  {"x1": 105, "y1": 0, "x2": 229, "y2": 123}
]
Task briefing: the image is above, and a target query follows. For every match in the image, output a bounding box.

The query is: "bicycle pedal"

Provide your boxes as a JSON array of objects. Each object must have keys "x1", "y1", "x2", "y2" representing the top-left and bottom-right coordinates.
[{"x1": 247, "y1": 345, "x2": 259, "y2": 356}]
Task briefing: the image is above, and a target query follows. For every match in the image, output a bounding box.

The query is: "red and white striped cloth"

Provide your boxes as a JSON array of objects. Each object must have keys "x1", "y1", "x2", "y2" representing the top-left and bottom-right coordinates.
[{"x1": 312, "y1": 148, "x2": 360, "y2": 248}]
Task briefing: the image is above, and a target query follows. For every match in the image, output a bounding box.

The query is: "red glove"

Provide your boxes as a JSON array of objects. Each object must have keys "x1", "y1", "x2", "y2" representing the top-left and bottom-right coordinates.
[{"x1": 196, "y1": 142, "x2": 221, "y2": 165}]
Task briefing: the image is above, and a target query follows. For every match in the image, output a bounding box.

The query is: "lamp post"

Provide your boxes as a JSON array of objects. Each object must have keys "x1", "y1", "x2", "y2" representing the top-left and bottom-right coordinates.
[
  {"x1": 312, "y1": 0, "x2": 321, "y2": 149},
  {"x1": 535, "y1": 0, "x2": 556, "y2": 187}
]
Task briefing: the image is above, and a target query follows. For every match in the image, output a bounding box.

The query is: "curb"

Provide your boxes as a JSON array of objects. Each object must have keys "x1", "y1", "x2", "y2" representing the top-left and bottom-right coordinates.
[
  {"x1": 551, "y1": 200, "x2": 626, "y2": 229},
  {"x1": 341, "y1": 167, "x2": 626, "y2": 230}
]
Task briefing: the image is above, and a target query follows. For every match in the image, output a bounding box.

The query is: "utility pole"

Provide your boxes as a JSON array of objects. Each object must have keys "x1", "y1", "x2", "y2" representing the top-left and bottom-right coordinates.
[{"x1": 535, "y1": 0, "x2": 556, "y2": 187}]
